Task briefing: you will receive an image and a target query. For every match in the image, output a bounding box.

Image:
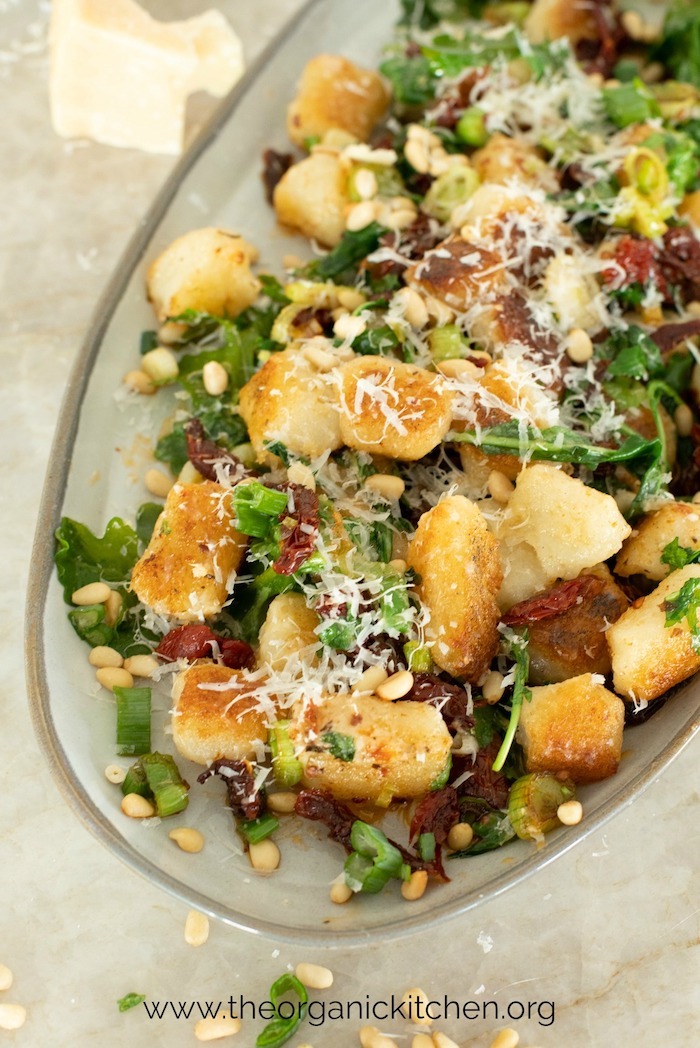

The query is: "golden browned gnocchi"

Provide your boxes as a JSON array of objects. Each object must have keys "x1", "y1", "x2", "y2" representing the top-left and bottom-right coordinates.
[
  {"x1": 286, "y1": 54, "x2": 389, "y2": 147},
  {"x1": 273, "y1": 152, "x2": 349, "y2": 247},
  {"x1": 172, "y1": 663, "x2": 272, "y2": 764}
]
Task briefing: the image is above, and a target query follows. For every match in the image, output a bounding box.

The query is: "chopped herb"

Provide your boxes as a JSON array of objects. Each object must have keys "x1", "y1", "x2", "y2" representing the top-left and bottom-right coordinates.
[
  {"x1": 491, "y1": 628, "x2": 531, "y2": 773},
  {"x1": 304, "y1": 223, "x2": 386, "y2": 283},
  {"x1": 322, "y1": 732, "x2": 356, "y2": 762},
  {"x1": 604, "y1": 325, "x2": 664, "y2": 382},
  {"x1": 661, "y1": 537, "x2": 700, "y2": 570},
  {"x1": 664, "y1": 575, "x2": 700, "y2": 652}
]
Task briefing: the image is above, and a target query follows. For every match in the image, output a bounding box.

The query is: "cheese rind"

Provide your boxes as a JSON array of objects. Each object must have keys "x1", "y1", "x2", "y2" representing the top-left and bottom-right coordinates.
[{"x1": 49, "y1": 0, "x2": 245, "y2": 155}]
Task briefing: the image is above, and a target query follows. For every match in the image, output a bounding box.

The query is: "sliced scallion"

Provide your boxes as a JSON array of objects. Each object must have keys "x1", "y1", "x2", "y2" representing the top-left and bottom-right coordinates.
[
  {"x1": 140, "y1": 752, "x2": 189, "y2": 817},
  {"x1": 239, "y1": 813, "x2": 279, "y2": 844},
  {"x1": 269, "y1": 721, "x2": 302, "y2": 787},
  {"x1": 114, "y1": 686, "x2": 151, "y2": 756}
]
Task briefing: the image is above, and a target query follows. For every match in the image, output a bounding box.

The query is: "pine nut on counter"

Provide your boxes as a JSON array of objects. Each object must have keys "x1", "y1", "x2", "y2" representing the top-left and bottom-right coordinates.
[
  {"x1": 0, "y1": 964, "x2": 12, "y2": 991},
  {"x1": 401, "y1": 987, "x2": 431, "y2": 1026},
  {"x1": 359, "y1": 1026, "x2": 396, "y2": 1048},
  {"x1": 194, "y1": 1015, "x2": 241, "y2": 1041},
  {"x1": 295, "y1": 963, "x2": 334, "y2": 989},
  {"x1": 185, "y1": 909, "x2": 210, "y2": 947},
  {"x1": 490, "y1": 1029, "x2": 520, "y2": 1048},
  {"x1": 412, "y1": 1036, "x2": 434, "y2": 1048},
  {"x1": 433, "y1": 1033, "x2": 460, "y2": 1048},
  {"x1": 0, "y1": 1003, "x2": 26, "y2": 1030}
]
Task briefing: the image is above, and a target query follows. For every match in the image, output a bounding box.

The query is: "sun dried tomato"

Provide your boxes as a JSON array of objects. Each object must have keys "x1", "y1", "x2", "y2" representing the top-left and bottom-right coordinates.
[
  {"x1": 463, "y1": 740, "x2": 510, "y2": 809},
  {"x1": 602, "y1": 235, "x2": 669, "y2": 300},
  {"x1": 155, "y1": 624, "x2": 255, "y2": 669},
  {"x1": 502, "y1": 575, "x2": 604, "y2": 626},
  {"x1": 184, "y1": 418, "x2": 253, "y2": 483},
  {"x1": 198, "y1": 759, "x2": 264, "y2": 821},
  {"x1": 410, "y1": 786, "x2": 460, "y2": 845},
  {"x1": 660, "y1": 227, "x2": 700, "y2": 301},
  {"x1": 272, "y1": 483, "x2": 320, "y2": 575},
  {"x1": 650, "y1": 319, "x2": 700, "y2": 354},
  {"x1": 261, "y1": 148, "x2": 294, "y2": 204},
  {"x1": 404, "y1": 672, "x2": 473, "y2": 727}
]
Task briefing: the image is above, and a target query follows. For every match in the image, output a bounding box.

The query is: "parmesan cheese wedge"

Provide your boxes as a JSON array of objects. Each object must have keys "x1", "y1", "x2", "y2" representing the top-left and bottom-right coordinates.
[{"x1": 49, "y1": 0, "x2": 245, "y2": 155}]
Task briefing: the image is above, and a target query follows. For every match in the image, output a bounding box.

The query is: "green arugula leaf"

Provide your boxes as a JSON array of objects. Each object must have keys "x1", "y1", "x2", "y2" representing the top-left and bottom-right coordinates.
[
  {"x1": 661, "y1": 537, "x2": 700, "y2": 569},
  {"x1": 304, "y1": 223, "x2": 386, "y2": 284},
  {"x1": 664, "y1": 575, "x2": 700, "y2": 652},
  {"x1": 380, "y1": 53, "x2": 437, "y2": 107},
  {"x1": 55, "y1": 517, "x2": 139, "y2": 603},
  {"x1": 492, "y1": 628, "x2": 531, "y2": 773},
  {"x1": 604, "y1": 325, "x2": 664, "y2": 381}
]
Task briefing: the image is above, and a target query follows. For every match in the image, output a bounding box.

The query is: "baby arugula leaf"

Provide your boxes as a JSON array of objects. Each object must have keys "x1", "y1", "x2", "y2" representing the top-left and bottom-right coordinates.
[
  {"x1": 55, "y1": 517, "x2": 139, "y2": 603},
  {"x1": 664, "y1": 576, "x2": 700, "y2": 653}
]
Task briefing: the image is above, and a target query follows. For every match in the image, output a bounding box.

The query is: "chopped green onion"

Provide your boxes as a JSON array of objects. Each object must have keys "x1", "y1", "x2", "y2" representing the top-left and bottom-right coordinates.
[
  {"x1": 68, "y1": 604, "x2": 114, "y2": 648},
  {"x1": 239, "y1": 813, "x2": 279, "y2": 844},
  {"x1": 429, "y1": 753, "x2": 452, "y2": 791},
  {"x1": 255, "y1": 973, "x2": 308, "y2": 1048},
  {"x1": 418, "y1": 832, "x2": 436, "y2": 862},
  {"x1": 121, "y1": 760, "x2": 150, "y2": 799},
  {"x1": 344, "y1": 820, "x2": 405, "y2": 894},
  {"x1": 508, "y1": 773, "x2": 575, "y2": 841},
  {"x1": 456, "y1": 106, "x2": 488, "y2": 146},
  {"x1": 139, "y1": 330, "x2": 158, "y2": 355},
  {"x1": 140, "y1": 752, "x2": 189, "y2": 817},
  {"x1": 602, "y1": 80, "x2": 660, "y2": 128},
  {"x1": 114, "y1": 686, "x2": 151, "y2": 757},
  {"x1": 428, "y1": 324, "x2": 469, "y2": 361},
  {"x1": 232, "y1": 482, "x2": 288, "y2": 538},
  {"x1": 423, "y1": 166, "x2": 480, "y2": 222},
  {"x1": 380, "y1": 570, "x2": 412, "y2": 635},
  {"x1": 270, "y1": 721, "x2": 302, "y2": 786},
  {"x1": 404, "y1": 640, "x2": 432, "y2": 672},
  {"x1": 117, "y1": 992, "x2": 146, "y2": 1012}
]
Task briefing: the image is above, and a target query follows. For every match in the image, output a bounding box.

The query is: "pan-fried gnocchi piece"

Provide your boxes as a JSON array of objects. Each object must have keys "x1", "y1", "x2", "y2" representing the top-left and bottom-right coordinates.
[
  {"x1": 497, "y1": 464, "x2": 631, "y2": 587},
  {"x1": 524, "y1": 0, "x2": 599, "y2": 45},
  {"x1": 471, "y1": 133, "x2": 558, "y2": 191},
  {"x1": 406, "y1": 238, "x2": 507, "y2": 312},
  {"x1": 607, "y1": 565, "x2": 700, "y2": 702},
  {"x1": 497, "y1": 535, "x2": 553, "y2": 612},
  {"x1": 171, "y1": 663, "x2": 271, "y2": 764},
  {"x1": 257, "y1": 593, "x2": 321, "y2": 673},
  {"x1": 286, "y1": 54, "x2": 389, "y2": 147},
  {"x1": 273, "y1": 152, "x2": 348, "y2": 247},
  {"x1": 238, "y1": 346, "x2": 343, "y2": 463},
  {"x1": 338, "y1": 355, "x2": 454, "y2": 460},
  {"x1": 616, "y1": 501, "x2": 700, "y2": 582},
  {"x1": 146, "y1": 228, "x2": 260, "y2": 323},
  {"x1": 130, "y1": 481, "x2": 247, "y2": 622},
  {"x1": 517, "y1": 674, "x2": 625, "y2": 783},
  {"x1": 289, "y1": 692, "x2": 452, "y2": 802},
  {"x1": 407, "y1": 495, "x2": 502, "y2": 680}
]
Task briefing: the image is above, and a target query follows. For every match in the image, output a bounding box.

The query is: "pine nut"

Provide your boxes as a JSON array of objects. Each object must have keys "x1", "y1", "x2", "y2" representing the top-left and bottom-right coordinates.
[
  {"x1": 687, "y1": 300, "x2": 700, "y2": 317},
  {"x1": 359, "y1": 1026, "x2": 395, "y2": 1048},
  {"x1": 557, "y1": 799, "x2": 583, "y2": 826},
  {"x1": 388, "y1": 558, "x2": 407, "y2": 574},
  {"x1": 88, "y1": 646, "x2": 123, "y2": 668},
  {"x1": 401, "y1": 987, "x2": 431, "y2": 1026},
  {"x1": 178, "y1": 461, "x2": 203, "y2": 485},
  {"x1": 330, "y1": 877, "x2": 353, "y2": 904},
  {"x1": 287, "y1": 462, "x2": 316, "y2": 490},
  {"x1": 565, "y1": 327, "x2": 594, "y2": 364},
  {"x1": 96, "y1": 667, "x2": 134, "y2": 692},
  {"x1": 482, "y1": 669, "x2": 505, "y2": 703},
  {"x1": 447, "y1": 823, "x2": 474, "y2": 851},
  {"x1": 437, "y1": 358, "x2": 480, "y2": 380},
  {"x1": 144, "y1": 467, "x2": 173, "y2": 498},
  {"x1": 121, "y1": 793, "x2": 155, "y2": 818},
  {"x1": 185, "y1": 909, "x2": 210, "y2": 947},
  {"x1": 675, "y1": 403, "x2": 694, "y2": 437},
  {"x1": 346, "y1": 200, "x2": 378, "y2": 231},
  {"x1": 337, "y1": 288, "x2": 366, "y2": 311},
  {"x1": 124, "y1": 369, "x2": 156, "y2": 395},
  {"x1": 401, "y1": 869, "x2": 428, "y2": 900},
  {"x1": 169, "y1": 827, "x2": 205, "y2": 853},
  {"x1": 248, "y1": 839, "x2": 280, "y2": 871},
  {"x1": 407, "y1": 123, "x2": 441, "y2": 150},
  {"x1": 0, "y1": 1004, "x2": 26, "y2": 1031},
  {"x1": 384, "y1": 208, "x2": 417, "y2": 231},
  {"x1": 283, "y1": 253, "x2": 305, "y2": 270},
  {"x1": 334, "y1": 313, "x2": 367, "y2": 341},
  {"x1": 433, "y1": 1034, "x2": 460, "y2": 1048},
  {"x1": 343, "y1": 144, "x2": 398, "y2": 167},
  {"x1": 0, "y1": 965, "x2": 13, "y2": 991},
  {"x1": 104, "y1": 764, "x2": 126, "y2": 785},
  {"x1": 405, "y1": 138, "x2": 431, "y2": 174},
  {"x1": 376, "y1": 669, "x2": 414, "y2": 701},
  {"x1": 487, "y1": 470, "x2": 514, "y2": 504},
  {"x1": 141, "y1": 347, "x2": 179, "y2": 383},
  {"x1": 355, "y1": 168, "x2": 378, "y2": 200},
  {"x1": 353, "y1": 666, "x2": 389, "y2": 695},
  {"x1": 394, "y1": 287, "x2": 429, "y2": 329},
  {"x1": 266, "y1": 791, "x2": 298, "y2": 814},
  {"x1": 365, "y1": 474, "x2": 405, "y2": 501},
  {"x1": 621, "y1": 9, "x2": 646, "y2": 41},
  {"x1": 194, "y1": 1015, "x2": 241, "y2": 1041},
  {"x1": 123, "y1": 654, "x2": 159, "y2": 678},
  {"x1": 641, "y1": 61, "x2": 664, "y2": 84},
  {"x1": 303, "y1": 344, "x2": 337, "y2": 371},
  {"x1": 489, "y1": 1030, "x2": 520, "y2": 1048},
  {"x1": 202, "y1": 360, "x2": 229, "y2": 396},
  {"x1": 295, "y1": 963, "x2": 334, "y2": 990},
  {"x1": 412, "y1": 1036, "x2": 434, "y2": 1048},
  {"x1": 100, "y1": 591, "x2": 120, "y2": 630},
  {"x1": 72, "y1": 581, "x2": 111, "y2": 605}
]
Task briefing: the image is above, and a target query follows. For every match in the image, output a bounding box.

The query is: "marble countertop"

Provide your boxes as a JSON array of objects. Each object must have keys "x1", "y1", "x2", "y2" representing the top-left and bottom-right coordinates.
[{"x1": 2, "y1": 2, "x2": 698, "y2": 1046}]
